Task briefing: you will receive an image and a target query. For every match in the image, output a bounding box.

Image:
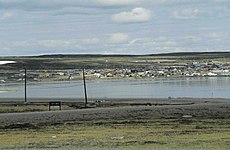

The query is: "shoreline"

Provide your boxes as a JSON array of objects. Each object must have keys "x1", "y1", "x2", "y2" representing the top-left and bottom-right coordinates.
[{"x1": 1, "y1": 75, "x2": 230, "y2": 83}]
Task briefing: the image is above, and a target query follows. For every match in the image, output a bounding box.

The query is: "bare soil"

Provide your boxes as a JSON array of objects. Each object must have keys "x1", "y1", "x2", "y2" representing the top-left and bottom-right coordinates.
[{"x1": 0, "y1": 98, "x2": 230, "y2": 126}]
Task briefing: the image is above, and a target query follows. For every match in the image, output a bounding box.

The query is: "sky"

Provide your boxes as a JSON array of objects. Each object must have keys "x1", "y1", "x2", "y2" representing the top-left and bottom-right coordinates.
[{"x1": 0, "y1": 0, "x2": 230, "y2": 56}]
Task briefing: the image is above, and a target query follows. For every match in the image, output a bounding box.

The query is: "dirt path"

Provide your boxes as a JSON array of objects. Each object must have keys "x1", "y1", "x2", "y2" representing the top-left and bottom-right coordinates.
[{"x1": 1, "y1": 101, "x2": 230, "y2": 126}]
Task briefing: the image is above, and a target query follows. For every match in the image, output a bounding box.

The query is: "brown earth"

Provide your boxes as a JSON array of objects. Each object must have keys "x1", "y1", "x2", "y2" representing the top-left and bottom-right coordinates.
[{"x1": 0, "y1": 98, "x2": 230, "y2": 126}]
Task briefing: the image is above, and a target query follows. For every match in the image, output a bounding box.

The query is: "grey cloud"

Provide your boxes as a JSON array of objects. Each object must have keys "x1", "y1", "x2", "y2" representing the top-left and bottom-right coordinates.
[
  {"x1": 0, "y1": 0, "x2": 134, "y2": 11},
  {"x1": 50, "y1": 6, "x2": 116, "y2": 16},
  {"x1": 172, "y1": 8, "x2": 200, "y2": 19},
  {"x1": 97, "y1": 0, "x2": 142, "y2": 5},
  {"x1": 112, "y1": 7, "x2": 152, "y2": 23},
  {"x1": 0, "y1": 0, "x2": 230, "y2": 55},
  {"x1": 0, "y1": 0, "x2": 95, "y2": 11}
]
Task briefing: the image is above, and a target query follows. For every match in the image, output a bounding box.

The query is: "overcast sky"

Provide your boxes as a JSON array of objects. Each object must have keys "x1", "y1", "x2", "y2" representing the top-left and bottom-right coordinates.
[{"x1": 0, "y1": 0, "x2": 230, "y2": 56}]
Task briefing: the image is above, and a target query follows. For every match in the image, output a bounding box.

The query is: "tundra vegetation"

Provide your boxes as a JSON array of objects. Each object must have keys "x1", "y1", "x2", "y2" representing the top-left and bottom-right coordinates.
[
  {"x1": 0, "y1": 99, "x2": 230, "y2": 149},
  {"x1": 0, "y1": 116, "x2": 229, "y2": 149}
]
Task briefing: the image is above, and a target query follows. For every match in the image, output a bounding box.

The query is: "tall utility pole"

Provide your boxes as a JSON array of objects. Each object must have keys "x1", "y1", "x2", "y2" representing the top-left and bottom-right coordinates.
[
  {"x1": 24, "y1": 68, "x2": 27, "y2": 103},
  {"x1": 82, "y1": 68, "x2": 88, "y2": 105}
]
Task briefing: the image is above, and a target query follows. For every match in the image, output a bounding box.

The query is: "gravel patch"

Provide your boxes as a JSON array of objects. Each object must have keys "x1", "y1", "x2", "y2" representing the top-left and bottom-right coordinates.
[{"x1": 0, "y1": 102, "x2": 230, "y2": 126}]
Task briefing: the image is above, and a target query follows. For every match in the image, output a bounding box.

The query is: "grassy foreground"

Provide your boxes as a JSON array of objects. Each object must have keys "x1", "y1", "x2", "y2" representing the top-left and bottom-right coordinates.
[{"x1": 0, "y1": 117, "x2": 230, "y2": 149}]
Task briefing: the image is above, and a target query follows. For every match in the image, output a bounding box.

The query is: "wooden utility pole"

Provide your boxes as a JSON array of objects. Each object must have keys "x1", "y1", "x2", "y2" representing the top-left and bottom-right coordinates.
[
  {"x1": 24, "y1": 68, "x2": 27, "y2": 103},
  {"x1": 82, "y1": 68, "x2": 88, "y2": 105}
]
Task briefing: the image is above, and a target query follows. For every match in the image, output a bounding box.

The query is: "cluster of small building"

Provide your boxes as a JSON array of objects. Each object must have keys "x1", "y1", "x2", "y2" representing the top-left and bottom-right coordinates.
[
  {"x1": 1, "y1": 61, "x2": 230, "y2": 83},
  {"x1": 85, "y1": 61, "x2": 230, "y2": 79},
  {"x1": 0, "y1": 70, "x2": 81, "y2": 83}
]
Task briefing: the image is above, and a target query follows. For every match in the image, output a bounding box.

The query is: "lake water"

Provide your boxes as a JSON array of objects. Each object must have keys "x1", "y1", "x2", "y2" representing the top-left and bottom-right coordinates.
[{"x1": 1, "y1": 77, "x2": 230, "y2": 99}]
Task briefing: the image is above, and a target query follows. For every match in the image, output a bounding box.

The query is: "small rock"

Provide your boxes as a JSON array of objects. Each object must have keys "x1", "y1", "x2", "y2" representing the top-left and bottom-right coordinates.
[
  {"x1": 111, "y1": 136, "x2": 124, "y2": 140},
  {"x1": 182, "y1": 115, "x2": 193, "y2": 118}
]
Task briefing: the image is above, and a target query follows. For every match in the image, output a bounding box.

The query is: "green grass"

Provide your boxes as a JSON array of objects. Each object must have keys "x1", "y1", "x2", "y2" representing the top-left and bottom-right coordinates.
[{"x1": 0, "y1": 118, "x2": 229, "y2": 149}]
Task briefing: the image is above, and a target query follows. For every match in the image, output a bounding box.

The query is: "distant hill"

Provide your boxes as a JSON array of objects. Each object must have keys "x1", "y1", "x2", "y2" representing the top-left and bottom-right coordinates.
[
  {"x1": 35, "y1": 54, "x2": 140, "y2": 58},
  {"x1": 1, "y1": 51, "x2": 230, "y2": 70},
  {"x1": 36, "y1": 52, "x2": 230, "y2": 58},
  {"x1": 150, "y1": 52, "x2": 230, "y2": 56}
]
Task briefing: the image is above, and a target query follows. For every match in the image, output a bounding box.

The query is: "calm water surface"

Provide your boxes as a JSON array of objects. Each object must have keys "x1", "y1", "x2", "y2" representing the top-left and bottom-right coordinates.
[{"x1": 0, "y1": 77, "x2": 230, "y2": 99}]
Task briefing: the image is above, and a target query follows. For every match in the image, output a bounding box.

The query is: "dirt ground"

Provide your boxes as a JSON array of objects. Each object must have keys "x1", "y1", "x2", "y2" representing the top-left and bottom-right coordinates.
[{"x1": 0, "y1": 98, "x2": 230, "y2": 126}]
